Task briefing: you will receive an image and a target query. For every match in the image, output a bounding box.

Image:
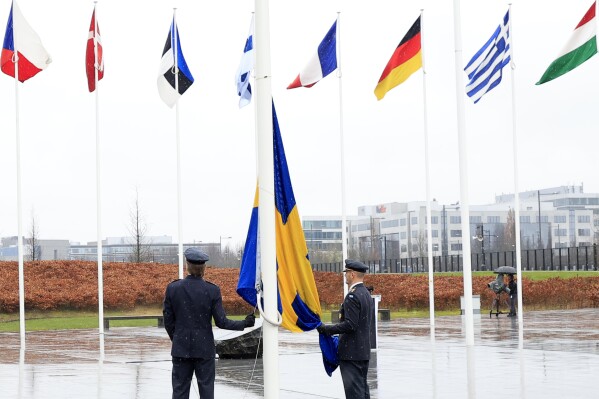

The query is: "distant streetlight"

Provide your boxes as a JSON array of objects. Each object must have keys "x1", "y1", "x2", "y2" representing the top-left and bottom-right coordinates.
[
  {"x1": 472, "y1": 223, "x2": 498, "y2": 267},
  {"x1": 219, "y1": 236, "x2": 232, "y2": 254}
]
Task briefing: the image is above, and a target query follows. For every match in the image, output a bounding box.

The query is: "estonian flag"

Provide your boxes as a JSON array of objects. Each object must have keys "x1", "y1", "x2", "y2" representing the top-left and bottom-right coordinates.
[
  {"x1": 1, "y1": 1, "x2": 51, "y2": 82},
  {"x1": 157, "y1": 18, "x2": 194, "y2": 107}
]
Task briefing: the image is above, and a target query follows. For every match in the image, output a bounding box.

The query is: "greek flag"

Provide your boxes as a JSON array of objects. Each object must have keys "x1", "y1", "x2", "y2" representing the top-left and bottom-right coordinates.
[
  {"x1": 464, "y1": 10, "x2": 511, "y2": 103},
  {"x1": 235, "y1": 15, "x2": 254, "y2": 108}
]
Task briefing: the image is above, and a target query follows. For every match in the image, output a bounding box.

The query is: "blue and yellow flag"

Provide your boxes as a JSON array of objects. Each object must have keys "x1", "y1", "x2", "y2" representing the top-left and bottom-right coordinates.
[{"x1": 237, "y1": 102, "x2": 322, "y2": 333}]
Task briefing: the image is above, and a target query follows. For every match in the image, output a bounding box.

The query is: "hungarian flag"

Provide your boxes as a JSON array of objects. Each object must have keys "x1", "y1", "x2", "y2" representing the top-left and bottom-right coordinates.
[
  {"x1": 1, "y1": 1, "x2": 51, "y2": 82},
  {"x1": 537, "y1": 2, "x2": 597, "y2": 85},
  {"x1": 374, "y1": 16, "x2": 422, "y2": 100},
  {"x1": 85, "y1": 8, "x2": 103, "y2": 92}
]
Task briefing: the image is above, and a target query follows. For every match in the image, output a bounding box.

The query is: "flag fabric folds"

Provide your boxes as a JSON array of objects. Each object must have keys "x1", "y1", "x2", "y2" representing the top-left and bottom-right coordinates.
[
  {"x1": 464, "y1": 10, "x2": 511, "y2": 103},
  {"x1": 287, "y1": 20, "x2": 337, "y2": 89},
  {"x1": 236, "y1": 15, "x2": 254, "y2": 108},
  {"x1": 237, "y1": 102, "x2": 322, "y2": 333},
  {"x1": 237, "y1": 102, "x2": 336, "y2": 375},
  {"x1": 1, "y1": 1, "x2": 51, "y2": 82},
  {"x1": 537, "y1": 2, "x2": 597, "y2": 85},
  {"x1": 157, "y1": 18, "x2": 194, "y2": 107},
  {"x1": 374, "y1": 16, "x2": 422, "y2": 100},
  {"x1": 86, "y1": 8, "x2": 103, "y2": 93}
]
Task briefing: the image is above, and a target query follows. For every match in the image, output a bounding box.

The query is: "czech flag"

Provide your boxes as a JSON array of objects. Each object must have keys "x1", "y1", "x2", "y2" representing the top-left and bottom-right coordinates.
[
  {"x1": 1, "y1": 1, "x2": 51, "y2": 82},
  {"x1": 157, "y1": 17, "x2": 194, "y2": 107},
  {"x1": 287, "y1": 20, "x2": 337, "y2": 89},
  {"x1": 85, "y1": 7, "x2": 103, "y2": 93}
]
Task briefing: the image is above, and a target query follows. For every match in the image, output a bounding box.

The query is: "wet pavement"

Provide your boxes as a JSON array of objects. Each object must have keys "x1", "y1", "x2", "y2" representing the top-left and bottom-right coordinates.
[{"x1": 1, "y1": 309, "x2": 599, "y2": 398}]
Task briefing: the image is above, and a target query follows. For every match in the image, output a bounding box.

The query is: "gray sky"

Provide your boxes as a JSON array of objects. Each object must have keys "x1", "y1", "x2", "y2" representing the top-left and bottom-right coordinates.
[{"x1": 0, "y1": 0, "x2": 597, "y2": 246}]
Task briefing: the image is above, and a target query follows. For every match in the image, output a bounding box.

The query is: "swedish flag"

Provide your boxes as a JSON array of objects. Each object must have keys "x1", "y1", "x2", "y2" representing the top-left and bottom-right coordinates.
[{"x1": 237, "y1": 102, "x2": 322, "y2": 333}]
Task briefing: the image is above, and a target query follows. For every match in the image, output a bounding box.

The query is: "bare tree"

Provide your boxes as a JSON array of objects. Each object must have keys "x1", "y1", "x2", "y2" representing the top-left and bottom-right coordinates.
[
  {"x1": 503, "y1": 208, "x2": 516, "y2": 251},
  {"x1": 416, "y1": 232, "x2": 428, "y2": 257},
  {"x1": 27, "y1": 211, "x2": 41, "y2": 261},
  {"x1": 128, "y1": 190, "x2": 152, "y2": 263}
]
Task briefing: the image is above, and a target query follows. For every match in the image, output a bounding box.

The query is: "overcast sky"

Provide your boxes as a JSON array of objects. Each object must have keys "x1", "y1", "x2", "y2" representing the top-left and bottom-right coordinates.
[{"x1": 0, "y1": 0, "x2": 597, "y2": 246}]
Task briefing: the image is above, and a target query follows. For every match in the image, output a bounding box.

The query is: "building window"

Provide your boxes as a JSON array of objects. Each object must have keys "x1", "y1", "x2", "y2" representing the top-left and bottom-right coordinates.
[
  {"x1": 411, "y1": 231, "x2": 418, "y2": 238},
  {"x1": 554, "y1": 215, "x2": 566, "y2": 223},
  {"x1": 400, "y1": 218, "x2": 407, "y2": 226},
  {"x1": 450, "y1": 216, "x2": 461, "y2": 224},
  {"x1": 432, "y1": 230, "x2": 439, "y2": 238},
  {"x1": 520, "y1": 216, "x2": 530, "y2": 223},
  {"x1": 578, "y1": 215, "x2": 591, "y2": 223},
  {"x1": 450, "y1": 230, "x2": 462, "y2": 237},
  {"x1": 554, "y1": 228, "x2": 567, "y2": 237},
  {"x1": 401, "y1": 245, "x2": 407, "y2": 253},
  {"x1": 487, "y1": 216, "x2": 500, "y2": 223},
  {"x1": 411, "y1": 217, "x2": 418, "y2": 225},
  {"x1": 451, "y1": 243, "x2": 462, "y2": 251},
  {"x1": 535, "y1": 216, "x2": 549, "y2": 223},
  {"x1": 400, "y1": 232, "x2": 407, "y2": 239},
  {"x1": 431, "y1": 216, "x2": 439, "y2": 224},
  {"x1": 381, "y1": 219, "x2": 399, "y2": 228},
  {"x1": 578, "y1": 229, "x2": 590, "y2": 237},
  {"x1": 470, "y1": 216, "x2": 482, "y2": 223}
]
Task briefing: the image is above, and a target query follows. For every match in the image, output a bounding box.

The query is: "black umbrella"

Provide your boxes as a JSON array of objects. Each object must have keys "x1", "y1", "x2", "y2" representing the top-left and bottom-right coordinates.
[{"x1": 493, "y1": 266, "x2": 517, "y2": 275}]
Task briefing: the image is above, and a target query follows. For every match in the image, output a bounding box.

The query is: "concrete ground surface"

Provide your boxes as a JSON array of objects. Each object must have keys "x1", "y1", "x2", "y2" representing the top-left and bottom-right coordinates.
[{"x1": 1, "y1": 308, "x2": 598, "y2": 398}]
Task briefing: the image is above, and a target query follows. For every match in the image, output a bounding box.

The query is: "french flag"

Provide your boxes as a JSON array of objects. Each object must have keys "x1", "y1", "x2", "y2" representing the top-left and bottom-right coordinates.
[
  {"x1": 287, "y1": 20, "x2": 337, "y2": 89},
  {"x1": 1, "y1": 2, "x2": 52, "y2": 82}
]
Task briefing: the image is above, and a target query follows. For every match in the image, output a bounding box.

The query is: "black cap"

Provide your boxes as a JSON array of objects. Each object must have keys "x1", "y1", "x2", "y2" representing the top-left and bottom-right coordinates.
[
  {"x1": 184, "y1": 248, "x2": 209, "y2": 264},
  {"x1": 343, "y1": 259, "x2": 368, "y2": 273}
]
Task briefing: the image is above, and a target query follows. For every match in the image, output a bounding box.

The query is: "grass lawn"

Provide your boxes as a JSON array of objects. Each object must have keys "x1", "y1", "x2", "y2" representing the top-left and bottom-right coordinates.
[
  {"x1": 0, "y1": 307, "x2": 247, "y2": 333},
  {"x1": 0, "y1": 308, "x2": 458, "y2": 332},
  {"x1": 1, "y1": 271, "x2": 594, "y2": 332},
  {"x1": 434, "y1": 271, "x2": 598, "y2": 280}
]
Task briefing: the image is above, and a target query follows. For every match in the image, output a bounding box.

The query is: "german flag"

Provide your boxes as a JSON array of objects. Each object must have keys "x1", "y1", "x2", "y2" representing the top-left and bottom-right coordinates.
[{"x1": 374, "y1": 16, "x2": 422, "y2": 100}]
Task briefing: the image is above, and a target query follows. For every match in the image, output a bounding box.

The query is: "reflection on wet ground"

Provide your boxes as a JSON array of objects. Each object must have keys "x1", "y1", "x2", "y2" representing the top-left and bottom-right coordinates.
[{"x1": 1, "y1": 309, "x2": 598, "y2": 398}]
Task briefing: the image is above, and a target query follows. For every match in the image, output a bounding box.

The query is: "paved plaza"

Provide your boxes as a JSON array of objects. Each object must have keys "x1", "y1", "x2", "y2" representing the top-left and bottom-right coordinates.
[{"x1": 1, "y1": 309, "x2": 599, "y2": 398}]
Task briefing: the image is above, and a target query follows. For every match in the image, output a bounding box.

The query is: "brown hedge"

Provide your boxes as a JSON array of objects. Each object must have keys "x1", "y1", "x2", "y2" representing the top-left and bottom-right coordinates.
[{"x1": 0, "y1": 261, "x2": 598, "y2": 314}]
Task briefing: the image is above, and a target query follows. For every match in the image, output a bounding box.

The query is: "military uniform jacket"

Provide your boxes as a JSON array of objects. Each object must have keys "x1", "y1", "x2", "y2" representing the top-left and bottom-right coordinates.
[
  {"x1": 163, "y1": 275, "x2": 246, "y2": 359},
  {"x1": 324, "y1": 283, "x2": 372, "y2": 361}
]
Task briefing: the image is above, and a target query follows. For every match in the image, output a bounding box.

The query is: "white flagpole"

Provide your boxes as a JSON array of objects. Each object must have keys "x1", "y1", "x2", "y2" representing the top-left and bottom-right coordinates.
[
  {"x1": 420, "y1": 10, "x2": 436, "y2": 331},
  {"x1": 173, "y1": 9, "x2": 184, "y2": 279},
  {"x1": 13, "y1": 30, "x2": 26, "y2": 348},
  {"x1": 508, "y1": 4, "x2": 524, "y2": 346},
  {"x1": 452, "y1": 0, "x2": 475, "y2": 346},
  {"x1": 336, "y1": 12, "x2": 348, "y2": 296},
  {"x1": 255, "y1": 1, "x2": 279, "y2": 397},
  {"x1": 92, "y1": 1, "x2": 105, "y2": 358}
]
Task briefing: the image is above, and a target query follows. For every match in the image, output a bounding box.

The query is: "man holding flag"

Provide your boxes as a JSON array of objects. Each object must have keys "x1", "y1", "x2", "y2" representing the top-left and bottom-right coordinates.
[{"x1": 317, "y1": 259, "x2": 372, "y2": 399}]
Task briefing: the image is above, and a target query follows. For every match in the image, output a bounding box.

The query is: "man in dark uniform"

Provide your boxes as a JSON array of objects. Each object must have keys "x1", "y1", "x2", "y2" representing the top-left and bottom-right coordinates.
[
  {"x1": 507, "y1": 274, "x2": 517, "y2": 317},
  {"x1": 163, "y1": 248, "x2": 255, "y2": 399},
  {"x1": 317, "y1": 259, "x2": 372, "y2": 399}
]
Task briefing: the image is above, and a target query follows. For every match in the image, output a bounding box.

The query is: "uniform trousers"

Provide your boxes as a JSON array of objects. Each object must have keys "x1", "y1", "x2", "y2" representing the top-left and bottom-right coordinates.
[
  {"x1": 339, "y1": 359, "x2": 370, "y2": 399},
  {"x1": 171, "y1": 357, "x2": 215, "y2": 399}
]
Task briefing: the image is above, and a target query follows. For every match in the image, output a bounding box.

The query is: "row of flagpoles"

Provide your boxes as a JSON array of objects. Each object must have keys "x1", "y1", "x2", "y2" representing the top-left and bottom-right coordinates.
[{"x1": 4, "y1": 0, "x2": 597, "y2": 394}]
